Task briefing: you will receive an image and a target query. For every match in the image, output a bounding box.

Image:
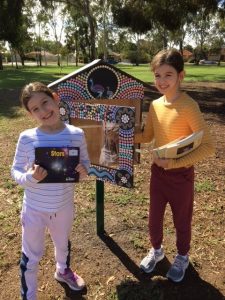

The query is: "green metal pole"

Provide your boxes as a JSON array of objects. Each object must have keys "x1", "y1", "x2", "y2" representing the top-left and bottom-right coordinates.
[{"x1": 96, "y1": 179, "x2": 104, "y2": 235}]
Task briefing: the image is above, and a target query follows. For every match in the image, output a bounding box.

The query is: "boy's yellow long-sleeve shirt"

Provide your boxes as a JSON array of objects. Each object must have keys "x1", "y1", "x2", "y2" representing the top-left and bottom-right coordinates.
[{"x1": 135, "y1": 92, "x2": 215, "y2": 169}]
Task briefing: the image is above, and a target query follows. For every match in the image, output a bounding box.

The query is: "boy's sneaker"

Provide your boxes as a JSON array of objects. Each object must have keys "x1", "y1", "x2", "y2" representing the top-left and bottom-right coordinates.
[
  {"x1": 140, "y1": 247, "x2": 164, "y2": 273},
  {"x1": 54, "y1": 268, "x2": 85, "y2": 291},
  {"x1": 166, "y1": 254, "x2": 189, "y2": 282}
]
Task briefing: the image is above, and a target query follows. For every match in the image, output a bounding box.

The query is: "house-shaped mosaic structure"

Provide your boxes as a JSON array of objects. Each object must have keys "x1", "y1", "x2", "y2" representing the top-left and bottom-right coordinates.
[
  {"x1": 48, "y1": 59, "x2": 144, "y2": 102},
  {"x1": 48, "y1": 59, "x2": 145, "y2": 188}
]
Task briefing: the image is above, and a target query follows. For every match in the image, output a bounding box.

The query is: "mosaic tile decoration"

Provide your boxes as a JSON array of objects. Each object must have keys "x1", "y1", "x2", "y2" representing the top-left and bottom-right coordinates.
[
  {"x1": 51, "y1": 61, "x2": 144, "y2": 102},
  {"x1": 59, "y1": 100, "x2": 135, "y2": 188},
  {"x1": 49, "y1": 59, "x2": 144, "y2": 188}
]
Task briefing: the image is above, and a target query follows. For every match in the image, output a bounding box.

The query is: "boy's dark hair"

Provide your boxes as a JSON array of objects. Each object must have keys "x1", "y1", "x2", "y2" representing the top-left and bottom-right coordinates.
[
  {"x1": 20, "y1": 82, "x2": 54, "y2": 111},
  {"x1": 151, "y1": 49, "x2": 184, "y2": 73}
]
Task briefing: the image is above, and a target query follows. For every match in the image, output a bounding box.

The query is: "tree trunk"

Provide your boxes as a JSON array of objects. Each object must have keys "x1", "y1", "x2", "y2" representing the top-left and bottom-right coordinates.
[
  {"x1": 0, "y1": 53, "x2": 3, "y2": 70},
  {"x1": 19, "y1": 53, "x2": 25, "y2": 66},
  {"x1": 163, "y1": 27, "x2": 168, "y2": 49},
  {"x1": 57, "y1": 54, "x2": 61, "y2": 67},
  {"x1": 136, "y1": 39, "x2": 140, "y2": 66},
  {"x1": 217, "y1": 54, "x2": 221, "y2": 66},
  {"x1": 10, "y1": 48, "x2": 14, "y2": 67},
  {"x1": 44, "y1": 49, "x2": 47, "y2": 66},
  {"x1": 83, "y1": 0, "x2": 96, "y2": 61},
  {"x1": 35, "y1": 52, "x2": 39, "y2": 66},
  {"x1": 103, "y1": 7, "x2": 108, "y2": 61},
  {"x1": 39, "y1": 52, "x2": 42, "y2": 67},
  {"x1": 75, "y1": 32, "x2": 79, "y2": 67},
  {"x1": 179, "y1": 40, "x2": 183, "y2": 55},
  {"x1": 15, "y1": 51, "x2": 19, "y2": 69}
]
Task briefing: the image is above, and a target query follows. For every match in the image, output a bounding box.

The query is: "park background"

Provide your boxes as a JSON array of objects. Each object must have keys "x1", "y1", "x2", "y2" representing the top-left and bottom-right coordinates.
[
  {"x1": 0, "y1": 0, "x2": 225, "y2": 299},
  {"x1": 1, "y1": 0, "x2": 225, "y2": 68}
]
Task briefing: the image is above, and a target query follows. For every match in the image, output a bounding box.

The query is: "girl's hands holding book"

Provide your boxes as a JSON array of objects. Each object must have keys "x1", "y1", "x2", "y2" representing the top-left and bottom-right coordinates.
[
  {"x1": 75, "y1": 164, "x2": 88, "y2": 181},
  {"x1": 29, "y1": 164, "x2": 48, "y2": 181}
]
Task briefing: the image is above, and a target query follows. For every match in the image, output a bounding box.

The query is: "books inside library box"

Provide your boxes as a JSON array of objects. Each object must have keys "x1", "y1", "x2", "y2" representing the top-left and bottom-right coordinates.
[
  {"x1": 153, "y1": 131, "x2": 203, "y2": 159},
  {"x1": 35, "y1": 147, "x2": 80, "y2": 183}
]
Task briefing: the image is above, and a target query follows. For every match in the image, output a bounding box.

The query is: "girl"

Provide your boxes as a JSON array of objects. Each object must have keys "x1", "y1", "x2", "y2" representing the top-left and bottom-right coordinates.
[
  {"x1": 135, "y1": 49, "x2": 215, "y2": 282},
  {"x1": 11, "y1": 82, "x2": 90, "y2": 299}
]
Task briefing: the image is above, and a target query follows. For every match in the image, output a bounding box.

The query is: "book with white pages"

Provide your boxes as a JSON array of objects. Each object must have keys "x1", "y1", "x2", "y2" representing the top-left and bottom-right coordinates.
[{"x1": 153, "y1": 130, "x2": 204, "y2": 159}]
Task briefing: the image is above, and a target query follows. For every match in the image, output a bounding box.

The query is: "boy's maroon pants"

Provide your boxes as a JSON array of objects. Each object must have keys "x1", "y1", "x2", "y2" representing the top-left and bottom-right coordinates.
[{"x1": 149, "y1": 163, "x2": 194, "y2": 256}]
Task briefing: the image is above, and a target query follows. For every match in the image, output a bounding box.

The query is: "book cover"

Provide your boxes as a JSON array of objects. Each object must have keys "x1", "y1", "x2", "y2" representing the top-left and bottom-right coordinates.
[
  {"x1": 35, "y1": 147, "x2": 80, "y2": 183},
  {"x1": 153, "y1": 131, "x2": 204, "y2": 159}
]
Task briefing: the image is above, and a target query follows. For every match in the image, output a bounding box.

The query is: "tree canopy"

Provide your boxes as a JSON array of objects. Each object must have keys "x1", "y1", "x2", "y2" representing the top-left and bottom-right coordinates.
[
  {"x1": 111, "y1": 0, "x2": 220, "y2": 33},
  {"x1": 0, "y1": 0, "x2": 24, "y2": 43},
  {"x1": 0, "y1": 0, "x2": 225, "y2": 69}
]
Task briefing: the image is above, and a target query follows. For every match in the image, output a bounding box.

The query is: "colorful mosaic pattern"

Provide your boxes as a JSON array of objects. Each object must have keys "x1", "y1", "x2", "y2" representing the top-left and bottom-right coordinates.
[
  {"x1": 56, "y1": 64, "x2": 144, "y2": 101},
  {"x1": 59, "y1": 101, "x2": 135, "y2": 188},
  {"x1": 50, "y1": 60, "x2": 144, "y2": 188}
]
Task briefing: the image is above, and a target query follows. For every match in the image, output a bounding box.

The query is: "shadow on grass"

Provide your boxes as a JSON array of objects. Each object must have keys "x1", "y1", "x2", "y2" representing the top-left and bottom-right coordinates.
[
  {"x1": 143, "y1": 85, "x2": 225, "y2": 127},
  {"x1": 186, "y1": 86, "x2": 225, "y2": 117},
  {"x1": 99, "y1": 232, "x2": 224, "y2": 300},
  {"x1": 0, "y1": 88, "x2": 22, "y2": 119},
  {"x1": 116, "y1": 270, "x2": 225, "y2": 300},
  {"x1": 185, "y1": 74, "x2": 225, "y2": 82},
  {"x1": 55, "y1": 281, "x2": 87, "y2": 299},
  {"x1": 0, "y1": 67, "x2": 60, "y2": 89},
  {"x1": 99, "y1": 231, "x2": 149, "y2": 282},
  {"x1": 0, "y1": 67, "x2": 65, "y2": 118}
]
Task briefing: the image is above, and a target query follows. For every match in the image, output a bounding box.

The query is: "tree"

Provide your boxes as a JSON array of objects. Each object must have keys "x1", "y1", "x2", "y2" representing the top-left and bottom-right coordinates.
[
  {"x1": 0, "y1": 0, "x2": 24, "y2": 69},
  {"x1": 0, "y1": 42, "x2": 8, "y2": 69},
  {"x1": 40, "y1": 0, "x2": 97, "y2": 61},
  {"x1": 63, "y1": 2, "x2": 91, "y2": 65},
  {"x1": 12, "y1": 6, "x2": 33, "y2": 67},
  {"x1": 26, "y1": 0, "x2": 64, "y2": 66},
  {"x1": 35, "y1": 7, "x2": 49, "y2": 66},
  {"x1": 43, "y1": 1, "x2": 67, "y2": 66},
  {"x1": 111, "y1": 0, "x2": 220, "y2": 49},
  {"x1": 94, "y1": 0, "x2": 115, "y2": 61},
  {"x1": 206, "y1": 13, "x2": 225, "y2": 64},
  {"x1": 111, "y1": 0, "x2": 153, "y2": 34},
  {"x1": 189, "y1": 8, "x2": 215, "y2": 62}
]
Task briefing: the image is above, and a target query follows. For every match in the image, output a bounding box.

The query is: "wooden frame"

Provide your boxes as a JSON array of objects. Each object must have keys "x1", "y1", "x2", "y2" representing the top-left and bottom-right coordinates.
[{"x1": 59, "y1": 99, "x2": 137, "y2": 188}]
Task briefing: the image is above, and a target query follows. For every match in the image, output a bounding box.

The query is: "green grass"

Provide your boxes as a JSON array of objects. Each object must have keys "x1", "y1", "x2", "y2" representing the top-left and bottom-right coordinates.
[
  {"x1": 0, "y1": 65, "x2": 80, "y2": 89},
  {"x1": 184, "y1": 64, "x2": 225, "y2": 82},
  {"x1": 195, "y1": 180, "x2": 215, "y2": 193},
  {"x1": 129, "y1": 232, "x2": 145, "y2": 250},
  {"x1": 117, "y1": 63, "x2": 225, "y2": 83},
  {"x1": 0, "y1": 68, "x2": 224, "y2": 298},
  {"x1": 117, "y1": 64, "x2": 154, "y2": 82},
  {"x1": 0, "y1": 63, "x2": 224, "y2": 89}
]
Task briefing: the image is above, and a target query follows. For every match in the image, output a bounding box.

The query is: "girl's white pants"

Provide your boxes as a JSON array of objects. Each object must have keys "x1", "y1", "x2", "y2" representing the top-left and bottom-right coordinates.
[{"x1": 20, "y1": 202, "x2": 74, "y2": 300}]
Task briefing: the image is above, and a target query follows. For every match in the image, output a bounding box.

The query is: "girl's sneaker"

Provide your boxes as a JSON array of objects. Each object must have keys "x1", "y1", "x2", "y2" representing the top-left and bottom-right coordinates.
[
  {"x1": 166, "y1": 254, "x2": 189, "y2": 282},
  {"x1": 140, "y1": 247, "x2": 164, "y2": 273},
  {"x1": 54, "y1": 268, "x2": 85, "y2": 291}
]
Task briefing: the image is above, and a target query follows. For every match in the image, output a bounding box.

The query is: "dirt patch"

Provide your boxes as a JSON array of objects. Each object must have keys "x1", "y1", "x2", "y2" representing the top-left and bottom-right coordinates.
[
  {"x1": 0, "y1": 83, "x2": 224, "y2": 300},
  {"x1": 144, "y1": 81, "x2": 225, "y2": 115}
]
